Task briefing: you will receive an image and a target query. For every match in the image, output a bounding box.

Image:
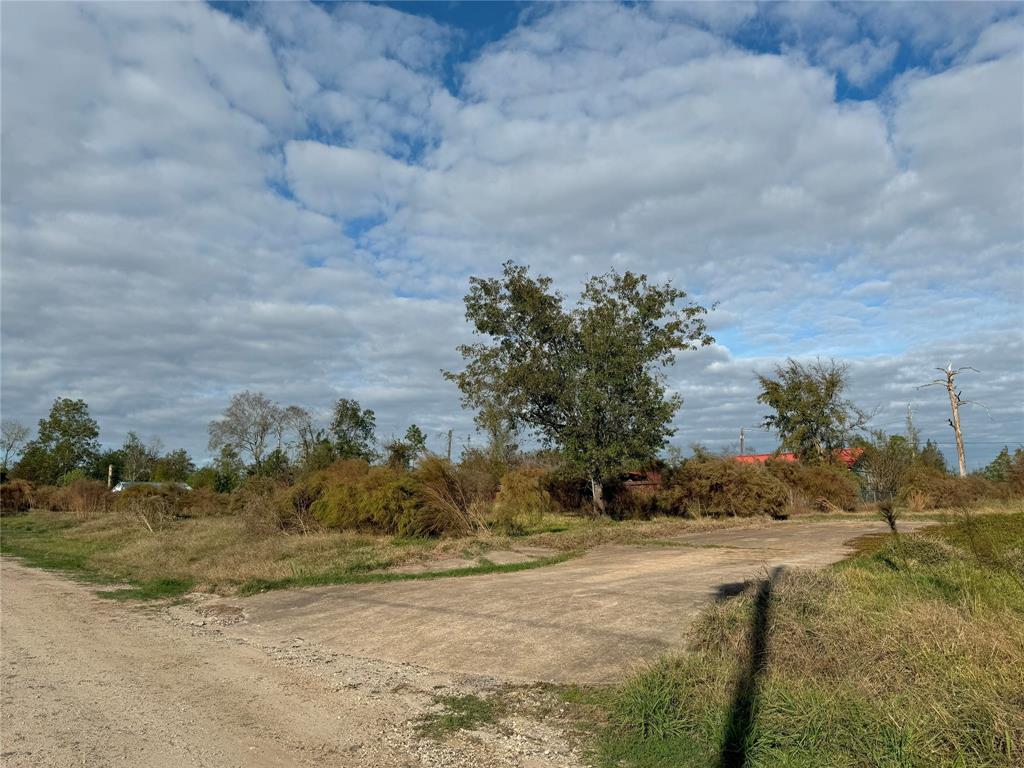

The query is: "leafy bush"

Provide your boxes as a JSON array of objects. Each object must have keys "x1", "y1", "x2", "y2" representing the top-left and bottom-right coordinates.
[
  {"x1": 660, "y1": 459, "x2": 788, "y2": 518},
  {"x1": 311, "y1": 467, "x2": 424, "y2": 535},
  {"x1": 308, "y1": 458, "x2": 483, "y2": 537},
  {"x1": 57, "y1": 468, "x2": 90, "y2": 486},
  {"x1": 493, "y1": 466, "x2": 554, "y2": 534},
  {"x1": 766, "y1": 460, "x2": 859, "y2": 512},
  {"x1": 1, "y1": 479, "x2": 33, "y2": 515}
]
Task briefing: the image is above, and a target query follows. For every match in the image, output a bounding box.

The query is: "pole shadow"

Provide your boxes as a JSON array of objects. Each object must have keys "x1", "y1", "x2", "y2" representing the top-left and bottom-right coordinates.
[{"x1": 718, "y1": 566, "x2": 783, "y2": 768}]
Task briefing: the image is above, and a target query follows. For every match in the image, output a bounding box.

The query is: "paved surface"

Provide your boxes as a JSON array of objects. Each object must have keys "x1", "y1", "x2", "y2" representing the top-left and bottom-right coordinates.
[{"x1": 215, "y1": 519, "x2": 922, "y2": 683}]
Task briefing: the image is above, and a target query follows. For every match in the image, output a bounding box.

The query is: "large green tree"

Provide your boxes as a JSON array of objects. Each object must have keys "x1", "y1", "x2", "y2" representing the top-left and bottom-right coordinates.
[
  {"x1": 446, "y1": 262, "x2": 713, "y2": 513},
  {"x1": 15, "y1": 398, "x2": 100, "y2": 484},
  {"x1": 756, "y1": 358, "x2": 870, "y2": 463}
]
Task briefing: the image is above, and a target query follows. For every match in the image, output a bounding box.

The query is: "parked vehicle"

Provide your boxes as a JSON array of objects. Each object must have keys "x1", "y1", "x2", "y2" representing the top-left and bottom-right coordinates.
[{"x1": 111, "y1": 481, "x2": 192, "y2": 493}]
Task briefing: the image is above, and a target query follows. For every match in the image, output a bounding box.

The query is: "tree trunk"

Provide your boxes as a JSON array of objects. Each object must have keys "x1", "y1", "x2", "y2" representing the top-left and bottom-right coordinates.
[
  {"x1": 945, "y1": 377, "x2": 967, "y2": 477},
  {"x1": 590, "y1": 477, "x2": 606, "y2": 516}
]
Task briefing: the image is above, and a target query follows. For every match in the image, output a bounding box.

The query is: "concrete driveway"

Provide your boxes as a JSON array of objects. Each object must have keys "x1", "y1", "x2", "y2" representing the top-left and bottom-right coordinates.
[{"x1": 211, "y1": 519, "x2": 920, "y2": 683}]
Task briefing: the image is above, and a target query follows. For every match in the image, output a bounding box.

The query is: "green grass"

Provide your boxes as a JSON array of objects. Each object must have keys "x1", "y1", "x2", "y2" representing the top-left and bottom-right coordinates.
[
  {"x1": 235, "y1": 552, "x2": 575, "y2": 595},
  {"x1": 572, "y1": 511, "x2": 1024, "y2": 768},
  {"x1": 416, "y1": 693, "x2": 506, "y2": 738},
  {"x1": 0, "y1": 510, "x2": 576, "y2": 600}
]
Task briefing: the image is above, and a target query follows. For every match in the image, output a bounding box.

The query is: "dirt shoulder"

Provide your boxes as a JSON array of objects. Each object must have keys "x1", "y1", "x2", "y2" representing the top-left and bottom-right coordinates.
[{"x1": 0, "y1": 559, "x2": 580, "y2": 768}]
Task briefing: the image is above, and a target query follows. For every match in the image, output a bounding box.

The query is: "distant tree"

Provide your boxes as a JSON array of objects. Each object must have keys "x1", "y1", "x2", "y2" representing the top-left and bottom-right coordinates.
[
  {"x1": 445, "y1": 262, "x2": 713, "y2": 513},
  {"x1": 918, "y1": 439, "x2": 947, "y2": 473},
  {"x1": 152, "y1": 449, "x2": 196, "y2": 483},
  {"x1": 384, "y1": 424, "x2": 429, "y2": 471},
  {"x1": 384, "y1": 438, "x2": 416, "y2": 470},
  {"x1": 208, "y1": 391, "x2": 284, "y2": 470},
  {"x1": 121, "y1": 431, "x2": 159, "y2": 482},
  {"x1": 190, "y1": 445, "x2": 246, "y2": 492},
  {"x1": 983, "y1": 447, "x2": 1012, "y2": 483},
  {"x1": 405, "y1": 424, "x2": 427, "y2": 457},
  {"x1": 283, "y1": 405, "x2": 318, "y2": 463},
  {"x1": 1, "y1": 420, "x2": 30, "y2": 477},
  {"x1": 88, "y1": 448, "x2": 125, "y2": 485},
  {"x1": 14, "y1": 398, "x2": 100, "y2": 484},
  {"x1": 257, "y1": 447, "x2": 292, "y2": 481},
  {"x1": 757, "y1": 358, "x2": 870, "y2": 464},
  {"x1": 329, "y1": 398, "x2": 377, "y2": 461}
]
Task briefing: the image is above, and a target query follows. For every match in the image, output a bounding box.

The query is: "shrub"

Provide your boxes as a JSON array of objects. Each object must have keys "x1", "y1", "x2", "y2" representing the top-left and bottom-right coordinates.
[
  {"x1": 543, "y1": 466, "x2": 590, "y2": 512},
  {"x1": 493, "y1": 466, "x2": 554, "y2": 534},
  {"x1": 415, "y1": 456, "x2": 486, "y2": 535},
  {"x1": 1, "y1": 479, "x2": 33, "y2": 515},
  {"x1": 111, "y1": 484, "x2": 179, "y2": 531},
  {"x1": 457, "y1": 448, "x2": 504, "y2": 502},
  {"x1": 55, "y1": 479, "x2": 111, "y2": 516},
  {"x1": 766, "y1": 460, "x2": 859, "y2": 512},
  {"x1": 311, "y1": 467, "x2": 424, "y2": 535},
  {"x1": 178, "y1": 487, "x2": 229, "y2": 518},
  {"x1": 901, "y1": 467, "x2": 1008, "y2": 509},
  {"x1": 660, "y1": 459, "x2": 788, "y2": 518},
  {"x1": 29, "y1": 484, "x2": 60, "y2": 511},
  {"x1": 57, "y1": 468, "x2": 89, "y2": 486}
]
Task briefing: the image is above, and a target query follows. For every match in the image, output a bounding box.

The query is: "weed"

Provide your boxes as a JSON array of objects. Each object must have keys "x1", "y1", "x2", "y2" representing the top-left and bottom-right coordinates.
[{"x1": 416, "y1": 693, "x2": 505, "y2": 738}]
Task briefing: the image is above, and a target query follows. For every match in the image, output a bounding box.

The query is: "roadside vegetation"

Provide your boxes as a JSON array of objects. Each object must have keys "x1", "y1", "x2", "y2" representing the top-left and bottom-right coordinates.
[
  {"x1": 2, "y1": 264, "x2": 1022, "y2": 603},
  {"x1": 567, "y1": 510, "x2": 1024, "y2": 768}
]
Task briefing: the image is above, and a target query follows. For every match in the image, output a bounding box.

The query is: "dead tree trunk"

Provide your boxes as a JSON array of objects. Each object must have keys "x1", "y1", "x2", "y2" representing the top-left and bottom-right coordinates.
[
  {"x1": 945, "y1": 375, "x2": 967, "y2": 478},
  {"x1": 919, "y1": 365, "x2": 987, "y2": 479}
]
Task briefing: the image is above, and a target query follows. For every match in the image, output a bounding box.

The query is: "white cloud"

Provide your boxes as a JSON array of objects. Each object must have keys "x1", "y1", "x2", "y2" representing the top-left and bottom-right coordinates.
[{"x1": 2, "y1": 1, "x2": 1021, "y2": 468}]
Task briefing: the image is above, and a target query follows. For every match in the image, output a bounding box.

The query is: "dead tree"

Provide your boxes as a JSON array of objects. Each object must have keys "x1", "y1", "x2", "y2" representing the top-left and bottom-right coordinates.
[{"x1": 917, "y1": 365, "x2": 989, "y2": 478}]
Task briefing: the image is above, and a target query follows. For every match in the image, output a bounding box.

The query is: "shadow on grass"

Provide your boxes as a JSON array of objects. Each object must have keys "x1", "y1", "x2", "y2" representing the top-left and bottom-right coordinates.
[{"x1": 719, "y1": 566, "x2": 783, "y2": 768}]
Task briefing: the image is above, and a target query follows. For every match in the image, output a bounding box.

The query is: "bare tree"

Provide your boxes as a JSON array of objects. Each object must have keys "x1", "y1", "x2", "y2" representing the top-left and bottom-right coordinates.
[
  {"x1": 1, "y1": 420, "x2": 31, "y2": 474},
  {"x1": 208, "y1": 391, "x2": 285, "y2": 470},
  {"x1": 918, "y1": 365, "x2": 989, "y2": 478},
  {"x1": 282, "y1": 405, "x2": 318, "y2": 463}
]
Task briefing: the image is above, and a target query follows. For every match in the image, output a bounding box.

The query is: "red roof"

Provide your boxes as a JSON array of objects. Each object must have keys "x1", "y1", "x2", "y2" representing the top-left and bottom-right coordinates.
[{"x1": 734, "y1": 448, "x2": 862, "y2": 468}]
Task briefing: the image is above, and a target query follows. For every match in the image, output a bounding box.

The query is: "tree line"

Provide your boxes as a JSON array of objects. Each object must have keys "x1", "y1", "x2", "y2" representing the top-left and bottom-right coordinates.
[{"x1": 2, "y1": 262, "x2": 1015, "y2": 507}]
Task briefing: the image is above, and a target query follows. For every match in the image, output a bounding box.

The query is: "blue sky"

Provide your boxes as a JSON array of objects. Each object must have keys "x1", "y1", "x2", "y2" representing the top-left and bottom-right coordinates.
[{"x1": 2, "y1": 1, "x2": 1022, "y2": 469}]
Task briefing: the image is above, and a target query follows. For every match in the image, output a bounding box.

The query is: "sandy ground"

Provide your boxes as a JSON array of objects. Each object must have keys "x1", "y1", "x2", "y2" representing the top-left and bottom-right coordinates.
[{"x1": 0, "y1": 518, "x2": 921, "y2": 767}]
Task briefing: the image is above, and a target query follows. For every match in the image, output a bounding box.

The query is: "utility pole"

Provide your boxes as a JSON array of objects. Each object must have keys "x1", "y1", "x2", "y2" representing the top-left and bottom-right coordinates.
[
  {"x1": 446, "y1": 429, "x2": 453, "y2": 462},
  {"x1": 918, "y1": 365, "x2": 988, "y2": 478},
  {"x1": 739, "y1": 427, "x2": 745, "y2": 456}
]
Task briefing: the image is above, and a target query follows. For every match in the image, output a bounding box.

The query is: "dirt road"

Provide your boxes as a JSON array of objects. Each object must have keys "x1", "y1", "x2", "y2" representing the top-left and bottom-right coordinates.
[
  {"x1": 0, "y1": 560, "x2": 578, "y2": 768},
  {"x1": 208, "y1": 519, "x2": 917, "y2": 682},
  {"x1": 1, "y1": 518, "x2": 916, "y2": 766}
]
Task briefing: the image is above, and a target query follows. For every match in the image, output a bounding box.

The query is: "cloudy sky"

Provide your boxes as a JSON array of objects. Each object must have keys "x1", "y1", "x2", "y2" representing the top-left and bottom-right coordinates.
[{"x1": 2, "y1": 1, "x2": 1022, "y2": 469}]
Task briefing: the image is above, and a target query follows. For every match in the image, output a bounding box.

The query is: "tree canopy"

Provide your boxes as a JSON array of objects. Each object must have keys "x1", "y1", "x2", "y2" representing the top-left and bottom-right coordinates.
[
  {"x1": 757, "y1": 358, "x2": 869, "y2": 463},
  {"x1": 14, "y1": 398, "x2": 100, "y2": 484},
  {"x1": 445, "y1": 261, "x2": 713, "y2": 512},
  {"x1": 330, "y1": 398, "x2": 377, "y2": 461}
]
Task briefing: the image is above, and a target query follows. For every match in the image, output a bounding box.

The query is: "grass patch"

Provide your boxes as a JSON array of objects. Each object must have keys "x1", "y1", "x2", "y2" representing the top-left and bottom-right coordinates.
[
  {"x1": 572, "y1": 511, "x2": 1024, "y2": 768},
  {"x1": 0, "y1": 509, "x2": 578, "y2": 600},
  {"x1": 235, "y1": 552, "x2": 575, "y2": 595},
  {"x1": 416, "y1": 693, "x2": 506, "y2": 738}
]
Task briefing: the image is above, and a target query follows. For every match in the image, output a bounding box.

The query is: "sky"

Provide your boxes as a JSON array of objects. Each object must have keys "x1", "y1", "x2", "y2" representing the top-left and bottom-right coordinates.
[{"x1": 2, "y1": 1, "x2": 1022, "y2": 470}]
